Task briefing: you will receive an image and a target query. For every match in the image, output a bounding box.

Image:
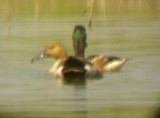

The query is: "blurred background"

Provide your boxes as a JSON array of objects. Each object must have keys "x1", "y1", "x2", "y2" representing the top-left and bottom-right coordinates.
[{"x1": 0, "y1": 0, "x2": 160, "y2": 118}]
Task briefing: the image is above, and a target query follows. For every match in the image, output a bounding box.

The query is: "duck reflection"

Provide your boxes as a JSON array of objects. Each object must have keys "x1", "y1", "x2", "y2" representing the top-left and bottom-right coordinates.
[{"x1": 72, "y1": 85, "x2": 87, "y2": 117}]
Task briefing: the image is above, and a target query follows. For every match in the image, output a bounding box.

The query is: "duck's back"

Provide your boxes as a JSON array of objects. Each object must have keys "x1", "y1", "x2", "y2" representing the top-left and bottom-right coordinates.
[{"x1": 61, "y1": 56, "x2": 86, "y2": 83}]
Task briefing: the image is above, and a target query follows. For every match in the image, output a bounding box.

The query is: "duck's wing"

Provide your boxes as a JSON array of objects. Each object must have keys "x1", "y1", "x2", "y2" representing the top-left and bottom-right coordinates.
[
  {"x1": 86, "y1": 55, "x2": 128, "y2": 72},
  {"x1": 85, "y1": 55, "x2": 99, "y2": 61},
  {"x1": 86, "y1": 55, "x2": 120, "y2": 62},
  {"x1": 86, "y1": 55, "x2": 108, "y2": 72},
  {"x1": 61, "y1": 56, "x2": 103, "y2": 81}
]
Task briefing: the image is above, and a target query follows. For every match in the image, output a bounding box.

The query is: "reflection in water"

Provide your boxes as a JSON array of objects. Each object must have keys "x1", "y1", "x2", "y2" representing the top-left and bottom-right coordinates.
[
  {"x1": 7, "y1": 14, "x2": 12, "y2": 38},
  {"x1": 62, "y1": 76, "x2": 86, "y2": 85},
  {"x1": 50, "y1": 72, "x2": 88, "y2": 117},
  {"x1": 50, "y1": 78, "x2": 88, "y2": 117},
  {"x1": 154, "y1": 106, "x2": 160, "y2": 118},
  {"x1": 73, "y1": 85, "x2": 87, "y2": 117}
]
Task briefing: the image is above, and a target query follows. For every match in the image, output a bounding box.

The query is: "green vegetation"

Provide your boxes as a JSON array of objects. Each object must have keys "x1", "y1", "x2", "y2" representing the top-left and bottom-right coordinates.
[{"x1": 0, "y1": 0, "x2": 160, "y2": 17}]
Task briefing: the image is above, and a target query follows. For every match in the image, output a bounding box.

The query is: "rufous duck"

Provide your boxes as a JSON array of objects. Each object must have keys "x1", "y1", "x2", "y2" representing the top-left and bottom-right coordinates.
[{"x1": 31, "y1": 42, "x2": 102, "y2": 81}]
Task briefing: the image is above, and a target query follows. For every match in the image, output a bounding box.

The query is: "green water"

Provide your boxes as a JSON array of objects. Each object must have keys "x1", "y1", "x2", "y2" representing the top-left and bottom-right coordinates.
[{"x1": 0, "y1": 0, "x2": 160, "y2": 118}]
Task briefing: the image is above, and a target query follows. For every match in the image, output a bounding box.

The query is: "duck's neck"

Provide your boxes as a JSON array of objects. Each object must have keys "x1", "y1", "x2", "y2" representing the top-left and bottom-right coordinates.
[{"x1": 72, "y1": 25, "x2": 87, "y2": 58}]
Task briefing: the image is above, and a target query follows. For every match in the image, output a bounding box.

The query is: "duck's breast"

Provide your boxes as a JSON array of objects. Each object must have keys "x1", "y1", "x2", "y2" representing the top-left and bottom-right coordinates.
[{"x1": 54, "y1": 67, "x2": 63, "y2": 78}]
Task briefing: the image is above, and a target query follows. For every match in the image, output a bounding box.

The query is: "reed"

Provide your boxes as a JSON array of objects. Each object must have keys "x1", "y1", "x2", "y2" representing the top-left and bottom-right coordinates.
[
  {"x1": 8, "y1": 14, "x2": 12, "y2": 39},
  {"x1": 84, "y1": 0, "x2": 95, "y2": 28}
]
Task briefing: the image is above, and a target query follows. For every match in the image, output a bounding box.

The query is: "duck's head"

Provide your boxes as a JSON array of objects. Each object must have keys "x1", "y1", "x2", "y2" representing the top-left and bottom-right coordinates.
[
  {"x1": 31, "y1": 42, "x2": 67, "y2": 63},
  {"x1": 72, "y1": 25, "x2": 87, "y2": 58}
]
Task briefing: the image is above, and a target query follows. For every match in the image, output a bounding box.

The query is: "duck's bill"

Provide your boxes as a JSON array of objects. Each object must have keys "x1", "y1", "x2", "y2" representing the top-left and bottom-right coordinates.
[{"x1": 31, "y1": 51, "x2": 47, "y2": 63}]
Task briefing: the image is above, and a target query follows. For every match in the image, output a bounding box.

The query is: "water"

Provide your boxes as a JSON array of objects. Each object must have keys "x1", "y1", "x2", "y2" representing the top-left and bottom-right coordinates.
[{"x1": 0, "y1": 1, "x2": 160, "y2": 118}]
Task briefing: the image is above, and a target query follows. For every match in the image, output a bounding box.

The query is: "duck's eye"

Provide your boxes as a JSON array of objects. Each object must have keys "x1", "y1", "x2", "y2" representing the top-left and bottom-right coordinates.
[{"x1": 50, "y1": 46, "x2": 54, "y2": 49}]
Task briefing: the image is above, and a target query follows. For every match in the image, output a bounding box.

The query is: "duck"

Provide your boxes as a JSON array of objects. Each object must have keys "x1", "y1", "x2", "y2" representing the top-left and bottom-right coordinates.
[
  {"x1": 31, "y1": 42, "x2": 102, "y2": 82},
  {"x1": 72, "y1": 25, "x2": 128, "y2": 73}
]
